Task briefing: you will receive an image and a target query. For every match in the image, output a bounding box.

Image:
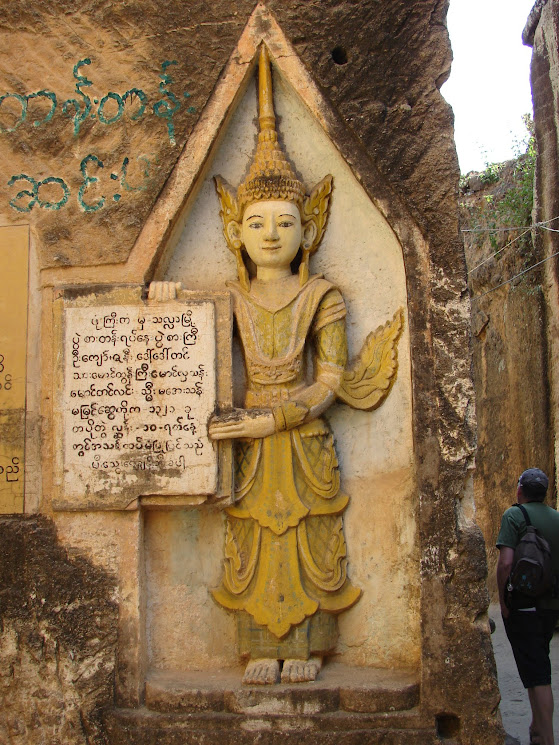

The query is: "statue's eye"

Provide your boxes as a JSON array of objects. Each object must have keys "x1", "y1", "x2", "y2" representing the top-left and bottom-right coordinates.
[
  {"x1": 278, "y1": 221, "x2": 294, "y2": 228},
  {"x1": 248, "y1": 221, "x2": 263, "y2": 229}
]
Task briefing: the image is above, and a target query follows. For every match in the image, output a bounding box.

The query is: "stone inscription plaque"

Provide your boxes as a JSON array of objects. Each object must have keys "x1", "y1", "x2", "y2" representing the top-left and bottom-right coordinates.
[
  {"x1": 62, "y1": 302, "x2": 218, "y2": 506},
  {"x1": 0, "y1": 226, "x2": 29, "y2": 514}
]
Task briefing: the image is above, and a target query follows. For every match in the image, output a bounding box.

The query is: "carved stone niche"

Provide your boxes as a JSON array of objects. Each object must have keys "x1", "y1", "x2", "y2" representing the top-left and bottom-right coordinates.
[
  {"x1": 124, "y1": 20, "x2": 420, "y2": 734},
  {"x1": 52, "y1": 285, "x2": 233, "y2": 511}
]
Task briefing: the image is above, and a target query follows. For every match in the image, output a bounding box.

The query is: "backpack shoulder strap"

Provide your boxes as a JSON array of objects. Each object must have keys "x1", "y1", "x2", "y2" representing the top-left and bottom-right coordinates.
[{"x1": 514, "y1": 503, "x2": 532, "y2": 527}]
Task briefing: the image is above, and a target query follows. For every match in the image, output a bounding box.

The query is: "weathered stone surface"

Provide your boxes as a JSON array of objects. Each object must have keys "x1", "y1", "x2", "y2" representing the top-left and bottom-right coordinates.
[
  {"x1": 523, "y1": 0, "x2": 547, "y2": 46},
  {"x1": 103, "y1": 707, "x2": 434, "y2": 745},
  {"x1": 145, "y1": 664, "x2": 419, "y2": 716},
  {"x1": 524, "y1": 0, "x2": 559, "y2": 506},
  {"x1": 0, "y1": 516, "x2": 117, "y2": 745},
  {"x1": 1, "y1": 0, "x2": 456, "y2": 278},
  {"x1": 460, "y1": 160, "x2": 553, "y2": 593},
  {"x1": 0, "y1": 1, "x2": 254, "y2": 269}
]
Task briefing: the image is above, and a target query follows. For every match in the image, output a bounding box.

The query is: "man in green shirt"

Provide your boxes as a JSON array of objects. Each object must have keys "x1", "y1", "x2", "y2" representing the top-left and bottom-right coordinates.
[{"x1": 497, "y1": 468, "x2": 559, "y2": 745}]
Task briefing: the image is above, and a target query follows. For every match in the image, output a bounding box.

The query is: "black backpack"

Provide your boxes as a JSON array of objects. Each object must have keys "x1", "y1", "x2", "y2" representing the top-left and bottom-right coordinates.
[{"x1": 506, "y1": 503, "x2": 554, "y2": 607}]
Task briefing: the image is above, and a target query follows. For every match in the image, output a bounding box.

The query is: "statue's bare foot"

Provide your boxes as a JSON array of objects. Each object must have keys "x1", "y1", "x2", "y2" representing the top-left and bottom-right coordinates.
[
  {"x1": 242, "y1": 658, "x2": 280, "y2": 685},
  {"x1": 281, "y1": 656, "x2": 322, "y2": 683}
]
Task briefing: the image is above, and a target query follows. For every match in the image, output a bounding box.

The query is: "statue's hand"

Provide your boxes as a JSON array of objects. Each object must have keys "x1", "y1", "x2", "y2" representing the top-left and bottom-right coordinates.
[
  {"x1": 208, "y1": 409, "x2": 275, "y2": 440},
  {"x1": 147, "y1": 281, "x2": 182, "y2": 302}
]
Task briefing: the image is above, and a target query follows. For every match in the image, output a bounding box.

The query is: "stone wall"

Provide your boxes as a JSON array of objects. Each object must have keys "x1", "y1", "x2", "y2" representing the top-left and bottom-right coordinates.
[
  {"x1": 452, "y1": 0, "x2": 559, "y2": 600},
  {"x1": 0, "y1": 517, "x2": 117, "y2": 745},
  {"x1": 524, "y1": 0, "x2": 559, "y2": 497},
  {"x1": 0, "y1": 2, "x2": 503, "y2": 743},
  {"x1": 460, "y1": 162, "x2": 554, "y2": 593}
]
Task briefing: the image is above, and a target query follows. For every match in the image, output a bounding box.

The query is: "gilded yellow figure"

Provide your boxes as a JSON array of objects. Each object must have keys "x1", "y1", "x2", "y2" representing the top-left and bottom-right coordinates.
[{"x1": 208, "y1": 46, "x2": 361, "y2": 685}]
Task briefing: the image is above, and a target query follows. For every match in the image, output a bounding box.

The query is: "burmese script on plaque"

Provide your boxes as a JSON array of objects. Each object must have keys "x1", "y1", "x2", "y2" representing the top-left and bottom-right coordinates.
[
  {"x1": 0, "y1": 226, "x2": 29, "y2": 514},
  {"x1": 63, "y1": 302, "x2": 217, "y2": 503}
]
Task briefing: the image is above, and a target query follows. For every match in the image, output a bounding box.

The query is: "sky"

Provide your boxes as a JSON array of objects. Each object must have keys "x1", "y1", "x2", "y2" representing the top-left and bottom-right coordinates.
[{"x1": 442, "y1": 0, "x2": 536, "y2": 174}]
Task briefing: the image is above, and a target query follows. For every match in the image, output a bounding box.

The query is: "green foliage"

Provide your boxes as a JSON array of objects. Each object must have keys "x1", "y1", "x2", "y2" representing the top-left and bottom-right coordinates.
[
  {"x1": 480, "y1": 162, "x2": 502, "y2": 186},
  {"x1": 459, "y1": 173, "x2": 469, "y2": 191},
  {"x1": 496, "y1": 113, "x2": 536, "y2": 230},
  {"x1": 460, "y1": 115, "x2": 536, "y2": 256}
]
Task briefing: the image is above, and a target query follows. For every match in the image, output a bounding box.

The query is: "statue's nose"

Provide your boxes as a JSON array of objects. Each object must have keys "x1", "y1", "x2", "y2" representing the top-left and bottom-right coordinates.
[{"x1": 264, "y1": 217, "x2": 279, "y2": 241}]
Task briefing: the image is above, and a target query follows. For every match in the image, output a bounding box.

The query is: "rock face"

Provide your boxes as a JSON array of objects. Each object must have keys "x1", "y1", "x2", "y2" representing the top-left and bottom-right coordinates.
[
  {"x1": 0, "y1": 2, "x2": 504, "y2": 743},
  {"x1": 0, "y1": 517, "x2": 117, "y2": 745},
  {"x1": 460, "y1": 158, "x2": 553, "y2": 593},
  {"x1": 524, "y1": 0, "x2": 559, "y2": 508},
  {"x1": 0, "y1": 0, "x2": 457, "y2": 276}
]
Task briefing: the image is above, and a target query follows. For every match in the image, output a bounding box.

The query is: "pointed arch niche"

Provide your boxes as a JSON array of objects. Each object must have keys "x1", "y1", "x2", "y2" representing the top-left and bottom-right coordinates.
[{"x1": 144, "y1": 20, "x2": 418, "y2": 675}]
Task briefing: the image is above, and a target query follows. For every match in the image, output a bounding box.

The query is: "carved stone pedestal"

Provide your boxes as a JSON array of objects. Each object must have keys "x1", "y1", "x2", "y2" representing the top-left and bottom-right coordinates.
[{"x1": 103, "y1": 665, "x2": 436, "y2": 745}]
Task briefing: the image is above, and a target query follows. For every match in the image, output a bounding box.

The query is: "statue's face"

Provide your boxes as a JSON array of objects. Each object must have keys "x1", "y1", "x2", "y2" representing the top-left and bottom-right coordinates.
[{"x1": 241, "y1": 200, "x2": 302, "y2": 270}]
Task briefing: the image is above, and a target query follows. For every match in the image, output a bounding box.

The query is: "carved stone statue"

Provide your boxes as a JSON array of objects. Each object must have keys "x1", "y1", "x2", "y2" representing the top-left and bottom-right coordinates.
[{"x1": 207, "y1": 46, "x2": 403, "y2": 685}]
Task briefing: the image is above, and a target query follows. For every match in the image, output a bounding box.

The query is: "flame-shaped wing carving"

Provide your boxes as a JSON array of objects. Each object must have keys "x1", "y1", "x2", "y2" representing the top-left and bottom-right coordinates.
[
  {"x1": 302, "y1": 175, "x2": 333, "y2": 253},
  {"x1": 214, "y1": 175, "x2": 241, "y2": 253},
  {"x1": 337, "y1": 308, "x2": 404, "y2": 410}
]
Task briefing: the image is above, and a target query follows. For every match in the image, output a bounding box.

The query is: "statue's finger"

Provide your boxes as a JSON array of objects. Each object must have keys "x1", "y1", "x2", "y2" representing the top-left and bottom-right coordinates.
[
  {"x1": 209, "y1": 428, "x2": 232, "y2": 437},
  {"x1": 209, "y1": 422, "x2": 237, "y2": 432}
]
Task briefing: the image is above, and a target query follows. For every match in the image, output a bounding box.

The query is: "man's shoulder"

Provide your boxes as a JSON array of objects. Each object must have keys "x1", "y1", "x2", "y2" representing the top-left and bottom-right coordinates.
[
  {"x1": 524, "y1": 502, "x2": 559, "y2": 525},
  {"x1": 525, "y1": 503, "x2": 559, "y2": 542},
  {"x1": 502, "y1": 502, "x2": 558, "y2": 519},
  {"x1": 526, "y1": 501, "x2": 559, "y2": 514},
  {"x1": 501, "y1": 505, "x2": 524, "y2": 523},
  {"x1": 496, "y1": 505, "x2": 524, "y2": 548}
]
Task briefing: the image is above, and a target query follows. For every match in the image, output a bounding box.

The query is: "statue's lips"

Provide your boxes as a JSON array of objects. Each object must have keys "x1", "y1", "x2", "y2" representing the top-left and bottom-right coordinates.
[{"x1": 261, "y1": 244, "x2": 281, "y2": 250}]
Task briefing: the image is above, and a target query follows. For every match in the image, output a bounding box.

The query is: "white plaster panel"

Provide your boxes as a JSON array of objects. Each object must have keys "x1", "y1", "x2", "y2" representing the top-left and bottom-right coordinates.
[
  {"x1": 62, "y1": 302, "x2": 216, "y2": 503},
  {"x1": 145, "y1": 509, "x2": 238, "y2": 671}
]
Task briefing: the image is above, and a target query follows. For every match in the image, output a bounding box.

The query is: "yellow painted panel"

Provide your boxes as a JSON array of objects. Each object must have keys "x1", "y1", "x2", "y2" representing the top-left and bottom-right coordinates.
[{"x1": 0, "y1": 225, "x2": 29, "y2": 513}]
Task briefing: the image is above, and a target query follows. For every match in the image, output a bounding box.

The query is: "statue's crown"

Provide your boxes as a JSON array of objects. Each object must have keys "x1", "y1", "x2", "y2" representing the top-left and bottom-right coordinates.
[
  {"x1": 236, "y1": 46, "x2": 305, "y2": 211},
  {"x1": 214, "y1": 45, "x2": 333, "y2": 290}
]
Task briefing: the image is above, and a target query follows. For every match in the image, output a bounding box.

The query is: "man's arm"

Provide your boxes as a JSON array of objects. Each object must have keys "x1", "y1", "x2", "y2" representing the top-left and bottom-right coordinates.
[{"x1": 496, "y1": 546, "x2": 514, "y2": 619}]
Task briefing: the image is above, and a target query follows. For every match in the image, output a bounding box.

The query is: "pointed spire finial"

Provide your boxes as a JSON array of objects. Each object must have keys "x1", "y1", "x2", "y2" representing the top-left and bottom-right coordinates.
[
  {"x1": 235, "y1": 44, "x2": 305, "y2": 210},
  {"x1": 258, "y1": 45, "x2": 276, "y2": 132}
]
